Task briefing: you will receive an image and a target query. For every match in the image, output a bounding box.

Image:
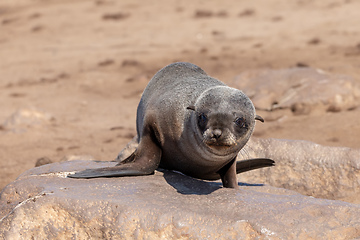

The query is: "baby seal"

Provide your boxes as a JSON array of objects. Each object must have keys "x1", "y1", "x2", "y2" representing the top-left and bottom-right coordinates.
[{"x1": 69, "y1": 62, "x2": 274, "y2": 189}]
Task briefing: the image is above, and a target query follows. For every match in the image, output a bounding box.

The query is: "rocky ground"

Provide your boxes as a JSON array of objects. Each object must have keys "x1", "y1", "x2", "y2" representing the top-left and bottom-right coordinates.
[
  {"x1": 2, "y1": 155, "x2": 360, "y2": 239},
  {"x1": 0, "y1": 0, "x2": 360, "y2": 192}
]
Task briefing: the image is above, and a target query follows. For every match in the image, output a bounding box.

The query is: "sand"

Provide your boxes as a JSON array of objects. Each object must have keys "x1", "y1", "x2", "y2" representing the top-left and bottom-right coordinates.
[{"x1": 0, "y1": 0, "x2": 359, "y2": 191}]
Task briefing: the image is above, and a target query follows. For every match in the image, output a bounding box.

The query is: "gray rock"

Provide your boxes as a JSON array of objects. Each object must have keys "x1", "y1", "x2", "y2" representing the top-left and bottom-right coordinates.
[
  {"x1": 34, "y1": 157, "x2": 53, "y2": 167},
  {"x1": 1, "y1": 159, "x2": 360, "y2": 239},
  {"x1": 115, "y1": 136, "x2": 138, "y2": 162},
  {"x1": 2, "y1": 107, "x2": 55, "y2": 132},
  {"x1": 231, "y1": 68, "x2": 360, "y2": 114},
  {"x1": 239, "y1": 138, "x2": 360, "y2": 204}
]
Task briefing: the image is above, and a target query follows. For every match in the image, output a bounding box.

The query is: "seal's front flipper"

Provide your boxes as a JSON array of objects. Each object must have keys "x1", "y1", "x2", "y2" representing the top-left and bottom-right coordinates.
[
  {"x1": 236, "y1": 158, "x2": 275, "y2": 174},
  {"x1": 68, "y1": 132, "x2": 161, "y2": 179},
  {"x1": 217, "y1": 158, "x2": 239, "y2": 189},
  {"x1": 67, "y1": 165, "x2": 152, "y2": 178}
]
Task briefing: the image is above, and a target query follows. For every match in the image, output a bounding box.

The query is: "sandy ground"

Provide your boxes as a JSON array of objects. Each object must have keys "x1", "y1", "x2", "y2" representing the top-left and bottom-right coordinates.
[{"x1": 0, "y1": 0, "x2": 360, "y2": 191}]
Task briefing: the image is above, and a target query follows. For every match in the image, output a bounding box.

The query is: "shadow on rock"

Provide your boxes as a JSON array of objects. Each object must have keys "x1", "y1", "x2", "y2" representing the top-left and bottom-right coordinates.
[
  {"x1": 160, "y1": 169, "x2": 221, "y2": 195},
  {"x1": 238, "y1": 182, "x2": 264, "y2": 187},
  {"x1": 160, "y1": 169, "x2": 264, "y2": 195}
]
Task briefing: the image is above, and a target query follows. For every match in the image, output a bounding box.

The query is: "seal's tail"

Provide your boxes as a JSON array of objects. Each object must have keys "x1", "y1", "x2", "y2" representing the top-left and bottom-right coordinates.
[{"x1": 236, "y1": 158, "x2": 275, "y2": 174}]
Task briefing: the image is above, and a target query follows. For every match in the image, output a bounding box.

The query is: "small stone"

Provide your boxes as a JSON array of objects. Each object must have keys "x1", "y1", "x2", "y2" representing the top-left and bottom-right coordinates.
[
  {"x1": 2, "y1": 107, "x2": 55, "y2": 131},
  {"x1": 35, "y1": 157, "x2": 53, "y2": 167}
]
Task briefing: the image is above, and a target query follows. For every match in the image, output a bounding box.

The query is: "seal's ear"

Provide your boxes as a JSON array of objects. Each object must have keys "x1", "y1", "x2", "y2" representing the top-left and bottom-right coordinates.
[
  {"x1": 255, "y1": 115, "x2": 264, "y2": 123},
  {"x1": 187, "y1": 106, "x2": 196, "y2": 111}
]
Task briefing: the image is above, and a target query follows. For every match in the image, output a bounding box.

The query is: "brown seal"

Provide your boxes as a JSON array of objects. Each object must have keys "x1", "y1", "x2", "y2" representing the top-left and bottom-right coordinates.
[{"x1": 68, "y1": 62, "x2": 274, "y2": 189}]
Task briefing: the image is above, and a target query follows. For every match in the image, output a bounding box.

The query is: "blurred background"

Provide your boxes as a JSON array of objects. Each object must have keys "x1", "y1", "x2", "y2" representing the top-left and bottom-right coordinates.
[{"x1": 0, "y1": 0, "x2": 359, "y2": 190}]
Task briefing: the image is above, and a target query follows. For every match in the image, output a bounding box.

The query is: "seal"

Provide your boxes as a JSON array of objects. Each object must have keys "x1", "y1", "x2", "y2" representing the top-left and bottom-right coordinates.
[{"x1": 68, "y1": 62, "x2": 274, "y2": 189}]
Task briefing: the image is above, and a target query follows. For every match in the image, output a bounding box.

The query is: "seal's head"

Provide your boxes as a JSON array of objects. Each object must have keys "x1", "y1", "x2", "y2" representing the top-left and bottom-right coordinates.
[{"x1": 187, "y1": 86, "x2": 263, "y2": 156}]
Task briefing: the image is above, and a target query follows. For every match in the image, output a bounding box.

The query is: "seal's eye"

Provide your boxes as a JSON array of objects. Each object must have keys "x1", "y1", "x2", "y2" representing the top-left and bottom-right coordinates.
[
  {"x1": 198, "y1": 113, "x2": 208, "y2": 129},
  {"x1": 234, "y1": 117, "x2": 247, "y2": 128}
]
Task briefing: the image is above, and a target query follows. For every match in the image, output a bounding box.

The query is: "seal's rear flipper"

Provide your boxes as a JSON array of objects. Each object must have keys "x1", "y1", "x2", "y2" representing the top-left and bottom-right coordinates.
[{"x1": 236, "y1": 158, "x2": 275, "y2": 174}]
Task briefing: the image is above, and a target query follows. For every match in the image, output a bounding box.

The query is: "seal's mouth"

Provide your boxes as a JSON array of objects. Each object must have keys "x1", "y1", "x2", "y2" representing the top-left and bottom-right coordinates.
[
  {"x1": 204, "y1": 138, "x2": 234, "y2": 147},
  {"x1": 202, "y1": 138, "x2": 238, "y2": 156},
  {"x1": 206, "y1": 143, "x2": 233, "y2": 151}
]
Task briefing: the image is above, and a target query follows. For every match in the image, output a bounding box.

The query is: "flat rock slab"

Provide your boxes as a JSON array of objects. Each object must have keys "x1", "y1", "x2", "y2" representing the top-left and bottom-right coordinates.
[
  {"x1": 240, "y1": 138, "x2": 360, "y2": 204},
  {"x1": 1, "y1": 160, "x2": 360, "y2": 239}
]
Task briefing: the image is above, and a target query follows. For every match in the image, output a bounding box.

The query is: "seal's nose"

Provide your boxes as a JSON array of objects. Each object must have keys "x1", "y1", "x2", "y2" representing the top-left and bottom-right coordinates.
[{"x1": 212, "y1": 129, "x2": 222, "y2": 139}]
